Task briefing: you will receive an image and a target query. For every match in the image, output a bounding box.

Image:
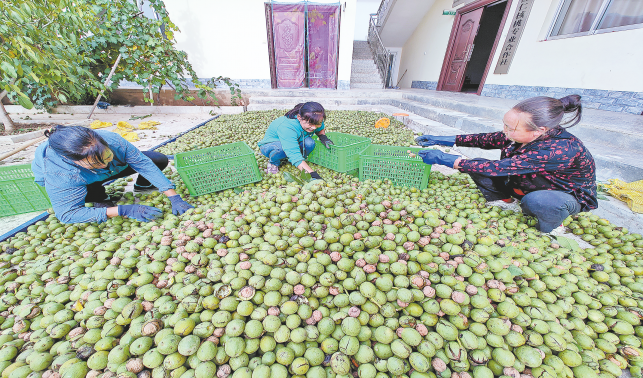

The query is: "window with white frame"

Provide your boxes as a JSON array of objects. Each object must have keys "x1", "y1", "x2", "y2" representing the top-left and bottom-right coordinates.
[{"x1": 549, "y1": 0, "x2": 643, "y2": 39}]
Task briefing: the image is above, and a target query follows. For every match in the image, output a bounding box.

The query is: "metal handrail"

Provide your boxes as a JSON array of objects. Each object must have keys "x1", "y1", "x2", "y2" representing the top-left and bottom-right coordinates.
[
  {"x1": 374, "y1": 0, "x2": 395, "y2": 29},
  {"x1": 367, "y1": 14, "x2": 390, "y2": 88}
]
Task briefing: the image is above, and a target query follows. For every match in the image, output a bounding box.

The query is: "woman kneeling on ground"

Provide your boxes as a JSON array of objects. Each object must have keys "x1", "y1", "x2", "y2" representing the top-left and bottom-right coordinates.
[
  {"x1": 32, "y1": 125, "x2": 193, "y2": 224},
  {"x1": 415, "y1": 95, "x2": 597, "y2": 234},
  {"x1": 258, "y1": 102, "x2": 333, "y2": 180}
]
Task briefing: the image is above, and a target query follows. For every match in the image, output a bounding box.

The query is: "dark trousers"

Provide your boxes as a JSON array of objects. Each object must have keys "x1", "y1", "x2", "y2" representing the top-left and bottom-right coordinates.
[
  {"x1": 85, "y1": 151, "x2": 169, "y2": 202},
  {"x1": 468, "y1": 172, "x2": 581, "y2": 233}
]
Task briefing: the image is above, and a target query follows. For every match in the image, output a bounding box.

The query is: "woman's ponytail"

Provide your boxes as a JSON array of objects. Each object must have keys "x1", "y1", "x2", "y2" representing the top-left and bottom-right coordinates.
[
  {"x1": 559, "y1": 94, "x2": 582, "y2": 128},
  {"x1": 512, "y1": 95, "x2": 583, "y2": 131},
  {"x1": 44, "y1": 126, "x2": 58, "y2": 138},
  {"x1": 285, "y1": 103, "x2": 305, "y2": 119}
]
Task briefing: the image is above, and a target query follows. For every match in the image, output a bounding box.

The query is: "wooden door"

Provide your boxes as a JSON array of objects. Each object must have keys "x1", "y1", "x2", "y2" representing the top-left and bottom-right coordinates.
[
  {"x1": 271, "y1": 4, "x2": 306, "y2": 89},
  {"x1": 441, "y1": 8, "x2": 483, "y2": 92}
]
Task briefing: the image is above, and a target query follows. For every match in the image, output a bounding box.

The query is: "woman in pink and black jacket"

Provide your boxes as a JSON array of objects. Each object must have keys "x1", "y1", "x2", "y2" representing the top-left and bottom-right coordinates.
[{"x1": 415, "y1": 95, "x2": 597, "y2": 234}]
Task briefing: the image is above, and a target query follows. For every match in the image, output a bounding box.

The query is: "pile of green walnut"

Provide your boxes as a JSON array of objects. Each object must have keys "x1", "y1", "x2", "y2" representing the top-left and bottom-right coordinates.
[{"x1": 0, "y1": 110, "x2": 642, "y2": 378}]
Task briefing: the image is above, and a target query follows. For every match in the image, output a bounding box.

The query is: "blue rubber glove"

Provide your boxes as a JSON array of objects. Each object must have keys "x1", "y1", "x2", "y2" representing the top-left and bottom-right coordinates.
[
  {"x1": 418, "y1": 150, "x2": 459, "y2": 167},
  {"x1": 118, "y1": 204, "x2": 163, "y2": 222},
  {"x1": 415, "y1": 135, "x2": 456, "y2": 147},
  {"x1": 168, "y1": 195, "x2": 194, "y2": 215}
]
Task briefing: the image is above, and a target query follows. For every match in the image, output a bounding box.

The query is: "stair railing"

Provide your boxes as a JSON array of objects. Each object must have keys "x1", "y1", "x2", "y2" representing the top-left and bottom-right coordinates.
[
  {"x1": 374, "y1": 0, "x2": 395, "y2": 30},
  {"x1": 367, "y1": 14, "x2": 390, "y2": 88}
]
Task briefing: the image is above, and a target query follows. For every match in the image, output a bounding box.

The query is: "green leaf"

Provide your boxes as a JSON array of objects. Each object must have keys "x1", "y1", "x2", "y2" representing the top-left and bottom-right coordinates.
[
  {"x1": 555, "y1": 236, "x2": 580, "y2": 251},
  {"x1": 233, "y1": 187, "x2": 244, "y2": 194},
  {"x1": 597, "y1": 194, "x2": 609, "y2": 200},
  {"x1": 283, "y1": 172, "x2": 303, "y2": 185},
  {"x1": 507, "y1": 265, "x2": 523, "y2": 277},
  {"x1": 1, "y1": 62, "x2": 17, "y2": 78},
  {"x1": 130, "y1": 114, "x2": 152, "y2": 120},
  {"x1": 300, "y1": 171, "x2": 312, "y2": 183},
  {"x1": 16, "y1": 95, "x2": 34, "y2": 109}
]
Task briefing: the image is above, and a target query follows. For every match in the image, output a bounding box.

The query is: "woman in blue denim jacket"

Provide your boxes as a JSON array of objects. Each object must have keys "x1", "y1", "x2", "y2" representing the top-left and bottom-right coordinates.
[{"x1": 32, "y1": 126, "x2": 193, "y2": 224}]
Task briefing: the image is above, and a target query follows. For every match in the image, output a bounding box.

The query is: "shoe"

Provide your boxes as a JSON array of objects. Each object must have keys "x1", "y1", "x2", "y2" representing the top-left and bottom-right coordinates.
[
  {"x1": 486, "y1": 199, "x2": 522, "y2": 212},
  {"x1": 93, "y1": 201, "x2": 115, "y2": 208},
  {"x1": 546, "y1": 224, "x2": 566, "y2": 236},
  {"x1": 134, "y1": 183, "x2": 157, "y2": 192},
  {"x1": 90, "y1": 195, "x2": 116, "y2": 208},
  {"x1": 266, "y1": 163, "x2": 279, "y2": 174}
]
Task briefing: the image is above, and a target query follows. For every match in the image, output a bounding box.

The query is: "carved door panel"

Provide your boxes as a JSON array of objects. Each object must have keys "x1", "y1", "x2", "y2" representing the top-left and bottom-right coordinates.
[
  {"x1": 272, "y1": 4, "x2": 306, "y2": 89},
  {"x1": 442, "y1": 8, "x2": 483, "y2": 92}
]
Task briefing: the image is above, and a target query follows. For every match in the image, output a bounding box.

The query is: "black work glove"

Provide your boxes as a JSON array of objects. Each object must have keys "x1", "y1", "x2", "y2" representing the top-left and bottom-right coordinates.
[
  {"x1": 310, "y1": 171, "x2": 323, "y2": 180},
  {"x1": 318, "y1": 134, "x2": 334, "y2": 149}
]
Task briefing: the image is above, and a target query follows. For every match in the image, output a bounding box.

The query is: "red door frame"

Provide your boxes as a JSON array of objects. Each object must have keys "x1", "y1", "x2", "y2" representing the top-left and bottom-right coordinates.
[{"x1": 437, "y1": 0, "x2": 514, "y2": 95}]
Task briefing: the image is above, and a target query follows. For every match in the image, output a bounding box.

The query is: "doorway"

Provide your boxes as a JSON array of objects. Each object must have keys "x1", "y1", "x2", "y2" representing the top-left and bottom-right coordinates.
[
  {"x1": 437, "y1": 0, "x2": 512, "y2": 94},
  {"x1": 265, "y1": 3, "x2": 341, "y2": 89}
]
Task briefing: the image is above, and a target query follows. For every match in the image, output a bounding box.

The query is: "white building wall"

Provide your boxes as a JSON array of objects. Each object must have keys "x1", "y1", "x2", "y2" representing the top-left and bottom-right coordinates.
[
  {"x1": 354, "y1": 0, "x2": 381, "y2": 40},
  {"x1": 164, "y1": 0, "x2": 356, "y2": 88},
  {"x1": 485, "y1": 0, "x2": 643, "y2": 92},
  {"x1": 396, "y1": 0, "x2": 456, "y2": 88},
  {"x1": 395, "y1": 0, "x2": 643, "y2": 92}
]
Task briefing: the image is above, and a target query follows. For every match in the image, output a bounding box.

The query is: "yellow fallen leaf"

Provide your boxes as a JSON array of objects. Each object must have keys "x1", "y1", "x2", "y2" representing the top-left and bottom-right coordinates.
[
  {"x1": 117, "y1": 121, "x2": 136, "y2": 131},
  {"x1": 138, "y1": 120, "x2": 160, "y2": 130},
  {"x1": 116, "y1": 130, "x2": 140, "y2": 142},
  {"x1": 90, "y1": 120, "x2": 112, "y2": 129},
  {"x1": 72, "y1": 300, "x2": 84, "y2": 311}
]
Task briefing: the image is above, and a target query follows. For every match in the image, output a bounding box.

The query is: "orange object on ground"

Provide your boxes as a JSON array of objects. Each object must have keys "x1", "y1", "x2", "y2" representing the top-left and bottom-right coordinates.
[
  {"x1": 375, "y1": 117, "x2": 391, "y2": 128},
  {"x1": 392, "y1": 113, "x2": 409, "y2": 117}
]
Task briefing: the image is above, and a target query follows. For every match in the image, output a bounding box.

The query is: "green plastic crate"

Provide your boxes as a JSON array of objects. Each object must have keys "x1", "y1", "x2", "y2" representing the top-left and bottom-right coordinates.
[
  {"x1": 307, "y1": 132, "x2": 371, "y2": 173},
  {"x1": 359, "y1": 145, "x2": 432, "y2": 189},
  {"x1": 0, "y1": 164, "x2": 51, "y2": 217},
  {"x1": 175, "y1": 142, "x2": 262, "y2": 196}
]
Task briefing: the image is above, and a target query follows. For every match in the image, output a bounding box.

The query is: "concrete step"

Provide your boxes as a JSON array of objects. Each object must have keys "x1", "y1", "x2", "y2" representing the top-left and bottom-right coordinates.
[
  {"x1": 402, "y1": 92, "x2": 643, "y2": 151},
  {"x1": 351, "y1": 62, "x2": 378, "y2": 69},
  {"x1": 350, "y1": 76, "x2": 383, "y2": 84},
  {"x1": 351, "y1": 73, "x2": 381, "y2": 79},
  {"x1": 392, "y1": 98, "x2": 643, "y2": 182},
  {"x1": 351, "y1": 66, "x2": 380, "y2": 73},
  {"x1": 243, "y1": 89, "x2": 401, "y2": 99},
  {"x1": 350, "y1": 82, "x2": 385, "y2": 89},
  {"x1": 249, "y1": 96, "x2": 389, "y2": 106}
]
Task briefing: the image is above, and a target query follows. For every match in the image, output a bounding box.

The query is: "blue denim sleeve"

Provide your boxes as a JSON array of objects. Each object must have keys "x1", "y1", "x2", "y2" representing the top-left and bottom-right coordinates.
[
  {"x1": 45, "y1": 179, "x2": 108, "y2": 224},
  {"x1": 32, "y1": 143, "x2": 46, "y2": 187},
  {"x1": 277, "y1": 123, "x2": 305, "y2": 167},
  {"x1": 115, "y1": 136, "x2": 175, "y2": 191}
]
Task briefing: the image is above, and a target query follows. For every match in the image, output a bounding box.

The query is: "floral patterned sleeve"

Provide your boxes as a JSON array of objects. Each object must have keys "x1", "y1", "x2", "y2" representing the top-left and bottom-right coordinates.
[
  {"x1": 458, "y1": 140, "x2": 577, "y2": 177},
  {"x1": 456, "y1": 132, "x2": 509, "y2": 150}
]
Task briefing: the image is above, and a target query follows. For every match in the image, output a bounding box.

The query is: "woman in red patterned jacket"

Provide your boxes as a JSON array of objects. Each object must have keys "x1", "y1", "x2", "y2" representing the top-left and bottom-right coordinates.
[{"x1": 415, "y1": 95, "x2": 597, "y2": 234}]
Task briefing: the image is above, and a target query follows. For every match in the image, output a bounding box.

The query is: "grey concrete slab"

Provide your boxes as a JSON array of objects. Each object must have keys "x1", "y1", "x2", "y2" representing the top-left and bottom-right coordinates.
[
  {"x1": 0, "y1": 211, "x2": 43, "y2": 236},
  {"x1": 10, "y1": 130, "x2": 47, "y2": 143}
]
